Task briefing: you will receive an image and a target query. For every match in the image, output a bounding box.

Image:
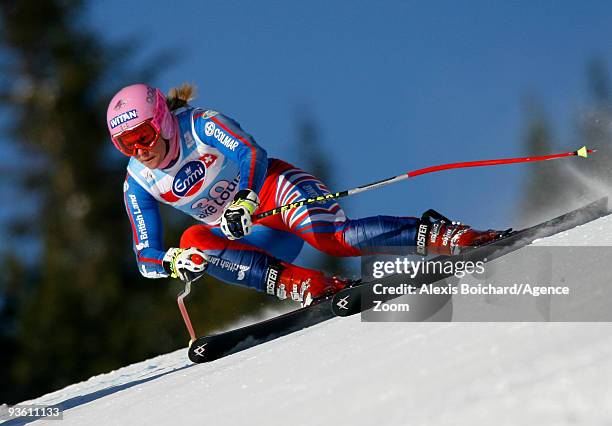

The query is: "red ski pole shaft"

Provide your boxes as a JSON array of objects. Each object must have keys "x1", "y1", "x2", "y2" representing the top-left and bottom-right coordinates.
[
  {"x1": 177, "y1": 281, "x2": 197, "y2": 344},
  {"x1": 253, "y1": 146, "x2": 594, "y2": 220},
  {"x1": 406, "y1": 148, "x2": 592, "y2": 178}
]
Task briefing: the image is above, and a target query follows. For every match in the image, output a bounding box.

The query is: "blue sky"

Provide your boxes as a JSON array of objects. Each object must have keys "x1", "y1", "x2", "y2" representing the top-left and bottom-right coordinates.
[
  {"x1": 89, "y1": 1, "x2": 610, "y2": 226},
  {"x1": 3, "y1": 1, "x2": 612, "y2": 259},
  {"x1": 85, "y1": 0, "x2": 611, "y2": 227}
]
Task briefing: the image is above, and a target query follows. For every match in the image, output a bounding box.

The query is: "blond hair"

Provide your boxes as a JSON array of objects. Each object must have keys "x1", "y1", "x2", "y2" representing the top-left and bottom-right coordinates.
[{"x1": 166, "y1": 83, "x2": 197, "y2": 111}]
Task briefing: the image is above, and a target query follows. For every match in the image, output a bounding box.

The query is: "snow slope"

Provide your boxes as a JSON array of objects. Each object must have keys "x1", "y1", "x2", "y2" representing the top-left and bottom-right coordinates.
[{"x1": 3, "y1": 213, "x2": 612, "y2": 426}]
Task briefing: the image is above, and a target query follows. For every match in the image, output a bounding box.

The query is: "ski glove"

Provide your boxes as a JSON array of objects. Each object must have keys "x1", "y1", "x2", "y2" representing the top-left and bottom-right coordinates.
[
  {"x1": 220, "y1": 189, "x2": 260, "y2": 240},
  {"x1": 163, "y1": 247, "x2": 208, "y2": 282}
]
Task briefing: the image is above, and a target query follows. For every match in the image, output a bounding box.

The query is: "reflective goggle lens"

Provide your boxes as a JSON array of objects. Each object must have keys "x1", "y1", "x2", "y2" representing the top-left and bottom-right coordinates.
[{"x1": 113, "y1": 121, "x2": 160, "y2": 156}]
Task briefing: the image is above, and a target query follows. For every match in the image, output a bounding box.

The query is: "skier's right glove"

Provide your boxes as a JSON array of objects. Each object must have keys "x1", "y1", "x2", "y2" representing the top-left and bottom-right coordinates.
[
  {"x1": 220, "y1": 189, "x2": 260, "y2": 240},
  {"x1": 163, "y1": 247, "x2": 209, "y2": 282}
]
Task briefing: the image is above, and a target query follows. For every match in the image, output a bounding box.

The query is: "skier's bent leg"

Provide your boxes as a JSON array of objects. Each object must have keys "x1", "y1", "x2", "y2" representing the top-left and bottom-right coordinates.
[
  {"x1": 298, "y1": 213, "x2": 509, "y2": 257},
  {"x1": 340, "y1": 215, "x2": 420, "y2": 254},
  {"x1": 290, "y1": 215, "x2": 416, "y2": 256},
  {"x1": 259, "y1": 159, "x2": 506, "y2": 257},
  {"x1": 180, "y1": 225, "x2": 350, "y2": 304}
]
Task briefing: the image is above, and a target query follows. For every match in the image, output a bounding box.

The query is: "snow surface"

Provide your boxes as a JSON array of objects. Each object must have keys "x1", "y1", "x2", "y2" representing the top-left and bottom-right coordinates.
[{"x1": 3, "y1": 213, "x2": 612, "y2": 426}]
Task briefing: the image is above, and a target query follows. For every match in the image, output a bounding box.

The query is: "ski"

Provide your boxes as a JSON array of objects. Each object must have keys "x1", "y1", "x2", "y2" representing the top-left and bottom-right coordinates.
[
  {"x1": 188, "y1": 297, "x2": 335, "y2": 363},
  {"x1": 331, "y1": 197, "x2": 610, "y2": 317},
  {"x1": 187, "y1": 197, "x2": 609, "y2": 363}
]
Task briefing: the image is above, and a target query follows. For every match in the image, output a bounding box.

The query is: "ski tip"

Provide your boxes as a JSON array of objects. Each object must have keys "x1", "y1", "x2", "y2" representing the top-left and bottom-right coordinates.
[{"x1": 576, "y1": 146, "x2": 591, "y2": 158}]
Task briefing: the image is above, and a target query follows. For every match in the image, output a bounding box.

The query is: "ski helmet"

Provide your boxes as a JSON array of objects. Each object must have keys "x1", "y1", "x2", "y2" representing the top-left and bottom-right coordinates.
[{"x1": 106, "y1": 84, "x2": 178, "y2": 162}]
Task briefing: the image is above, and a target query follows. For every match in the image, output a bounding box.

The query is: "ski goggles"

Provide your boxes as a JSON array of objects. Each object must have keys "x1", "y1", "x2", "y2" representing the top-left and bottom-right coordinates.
[{"x1": 111, "y1": 120, "x2": 161, "y2": 156}]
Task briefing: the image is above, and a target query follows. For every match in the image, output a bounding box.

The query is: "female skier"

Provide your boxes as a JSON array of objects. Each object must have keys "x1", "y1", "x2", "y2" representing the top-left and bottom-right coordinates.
[{"x1": 108, "y1": 83, "x2": 504, "y2": 306}]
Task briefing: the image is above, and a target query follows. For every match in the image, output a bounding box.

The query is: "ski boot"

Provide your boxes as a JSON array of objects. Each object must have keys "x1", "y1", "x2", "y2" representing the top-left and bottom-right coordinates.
[
  {"x1": 266, "y1": 262, "x2": 351, "y2": 307},
  {"x1": 418, "y1": 209, "x2": 511, "y2": 256}
]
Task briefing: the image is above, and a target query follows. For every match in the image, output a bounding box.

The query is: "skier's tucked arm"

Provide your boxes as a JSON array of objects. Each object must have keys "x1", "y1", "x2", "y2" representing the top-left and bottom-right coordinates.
[
  {"x1": 123, "y1": 173, "x2": 167, "y2": 278},
  {"x1": 124, "y1": 174, "x2": 212, "y2": 282},
  {"x1": 193, "y1": 111, "x2": 268, "y2": 239}
]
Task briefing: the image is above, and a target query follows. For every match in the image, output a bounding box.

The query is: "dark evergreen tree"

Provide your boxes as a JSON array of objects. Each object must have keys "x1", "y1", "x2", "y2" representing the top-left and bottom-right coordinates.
[
  {"x1": 519, "y1": 98, "x2": 582, "y2": 225},
  {"x1": 0, "y1": 0, "x2": 272, "y2": 404},
  {"x1": 575, "y1": 59, "x2": 612, "y2": 186},
  {"x1": 520, "y1": 60, "x2": 612, "y2": 227},
  {"x1": 295, "y1": 108, "x2": 347, "y2": 276}
]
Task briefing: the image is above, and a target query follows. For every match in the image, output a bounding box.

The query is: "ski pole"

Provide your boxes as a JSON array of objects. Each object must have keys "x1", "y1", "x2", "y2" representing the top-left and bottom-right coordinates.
[
  {"x1": 176, "y1": 254, "x2": 208, "y2": 344},
  {"x1": 177, "y1": 281, "x2": 197, "y2": 345},
  {"x1": 254, "y1": 146, "x2": 594, "y2": 220}
]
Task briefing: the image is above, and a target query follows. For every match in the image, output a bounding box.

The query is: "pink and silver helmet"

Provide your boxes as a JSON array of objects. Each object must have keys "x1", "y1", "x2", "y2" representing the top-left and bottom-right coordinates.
[{"x1": 106, "y1": 84, "x2": 178, "y2": 161}]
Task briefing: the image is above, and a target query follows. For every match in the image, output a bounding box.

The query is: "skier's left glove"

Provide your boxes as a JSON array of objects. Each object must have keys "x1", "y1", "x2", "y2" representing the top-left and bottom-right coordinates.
[
  {"x1": 163, "y1": 247, "x2": 208, "y2": 282},
  {"x1": 220, "y1": 189, "x2": 260, "y2": 240}
]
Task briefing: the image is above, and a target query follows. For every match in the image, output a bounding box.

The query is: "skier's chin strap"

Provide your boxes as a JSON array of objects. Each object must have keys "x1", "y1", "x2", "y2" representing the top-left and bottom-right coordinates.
[{"x1": 416, "y1": 209, "x2": 452, "y2": 256}]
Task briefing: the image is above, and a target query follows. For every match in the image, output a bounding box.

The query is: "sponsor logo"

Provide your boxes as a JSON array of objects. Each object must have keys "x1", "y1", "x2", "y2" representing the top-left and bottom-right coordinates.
[
  {"x1": 203, "y1": 121, "x2": 239, "y2": 151},
  {"x1": 135, "y1": 241, "x2": 150, "y2": 251},
  {"x1": 276, "y1": 284, "x2": 287, "y2": 300},
  {"x1": 209, "y1": 177, "x2": 239, "y2": 206},
  {"x1": 237, "y1": 265, "x2": 250, "y2": 281},
  {"x1": 430, "y1": 223, "x2": 441, "y2": 244},
  {"x1": 110, "y1": 109, "x2": 138, "y2": 128},
  {"x1": 204, "y1": 121, "x2": 215, "y2": 136},
  {"x1": 291, "y1": 284, "x2": 300, "y2": 301},
  {"x1": 173, "y1": 161, "x2": 206, "y2": 197},
  {"x1": 265, "y1": 266, "x2": 280, "y2": 295},
  {"x1": 201, "y1": 110, "x2": 219, "y2": 119},
  {"x1": 184, "y1": 131, "x2": 195, "y2": 148},
  {"x1": 146, "y1": 87, "x2": 155, "y2": 103},
  {"x1": 193, "y1": 343, "x2": 207, "y2": 357},
  {"x1": 450, "y1": 227, "x2": 469, "y2": 255},
  {"x1": 442, "y1": 227, "x2": 454, "y2": 247},
  {"x1": 302, "y1": 184, "x2": 325, "y2": 203},
  {"x1": 336, "y1": 295, "x2": 350, "y2": 310},
  {"x1": 114, "y1": 99, "x2": 127, "y2": 110},
  {"x1": 193, "y1": 176, "x2": 240, "y2": 220},
  {"x1": 128, "y1": 194, "x2": 148, "y2": 243},
  {"x1": 192, "y1": 200, "x2": 217, "y2": 219},
  {"x1": 206, "y1": 256, "x2": 249, "y2": 278},
  {"x1": 161, "y1": 155, "x2": 219, "y2": 203},
  {"x1": 416, "y1": 223, "x2": 429, "y2": 255},
  {"x1": 140, "y1": 265, "x2": 166, "y2": 279},
  {"x1": 140, "y1": 168, "x2": 155, "y2": 183},
  {"x1": 292, "y1": 279, "x2": 310, "y2": 302}
]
